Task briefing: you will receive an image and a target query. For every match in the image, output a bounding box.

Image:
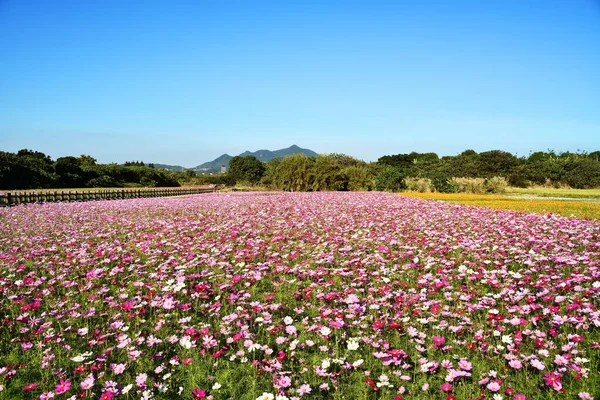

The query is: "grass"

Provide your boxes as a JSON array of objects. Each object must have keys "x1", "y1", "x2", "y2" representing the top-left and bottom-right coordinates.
[
  {"x1": 0, "y1": 185, "x2": 213, "y2": 194},
  {"x1": 506, "y1": 187, "x2": 600, "y2": 199},
  {"x1": 400, "y1": 192, "x2": 600, "y2": 220}
]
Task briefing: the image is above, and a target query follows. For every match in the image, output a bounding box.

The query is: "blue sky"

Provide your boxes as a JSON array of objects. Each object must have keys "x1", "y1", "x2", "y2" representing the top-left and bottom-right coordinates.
[{"x1": 1, "y1": 0, "x2": 599, "y2": 166}]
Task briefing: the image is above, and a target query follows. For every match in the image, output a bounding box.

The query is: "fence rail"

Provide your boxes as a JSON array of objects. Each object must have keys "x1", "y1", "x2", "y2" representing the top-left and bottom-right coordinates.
[{"x1": 0, "y1": 187, "x2": 217, "y2": 206}]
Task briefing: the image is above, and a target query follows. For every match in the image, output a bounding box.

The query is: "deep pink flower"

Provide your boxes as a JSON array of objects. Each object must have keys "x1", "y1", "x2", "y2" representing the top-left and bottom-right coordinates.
[
  {"x1": 432, "y1": 335, "x2": 445, "y2": 348},
  {"x1": 100, "y1": 392, "x2": 113, "y2": 400},
  {"x1": 543, "y1": 372, "x2": 563, "y2": 391},
  {"x1": 55, "y1": 379, "x2": 71, "y2": 394},
  {"x1": 192, "y1": 388, "x2": 206, "y2": 399},
  {"x1": 23, "y1": 383, "x2": 38, "y2": 391}
]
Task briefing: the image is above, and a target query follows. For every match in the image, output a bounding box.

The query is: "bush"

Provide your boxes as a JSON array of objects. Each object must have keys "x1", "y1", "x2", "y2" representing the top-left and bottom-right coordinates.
[
  {"x1": 375, "y1": 166, "x2": 406, "y2": 192},
  {"x1": 485, "y1": 176, "x2": 508, "y2": 193},
  {"x1": 425, "y1": 172, "x2": 457, "y2": 193},
  {"x1": 342, "y1": 165, "x2": 374, "y2": 191},
  {"x1": 451, "y1": 177, "x2": 486, "y2": 194},
  {"x1": 88, "y1": 175, "x2": 120, "y2": 188},
  {"x1": 228, "y1": 155, "x2": 266, "y2": 184},
  {"x1": 403, "y1": 177, "x2": 434, "y2": 193}
]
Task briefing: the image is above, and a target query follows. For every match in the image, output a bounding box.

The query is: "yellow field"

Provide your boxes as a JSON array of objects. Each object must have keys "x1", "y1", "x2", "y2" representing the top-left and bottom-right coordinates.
[{"x1": 400, "y1": 192, "x2": 600, "y2": 220}]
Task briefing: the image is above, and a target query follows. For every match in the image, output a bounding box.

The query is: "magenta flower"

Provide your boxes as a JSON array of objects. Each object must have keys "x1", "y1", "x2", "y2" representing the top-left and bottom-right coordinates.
[
  {"x1": 440, "y1": 383, "x2": 452, "y2": 392},
  {"x1": 22, "y1": 383, "x2": 39, "y2": 391},
  {"x1": 432, "y1": 335, "x2": 445, "y2": 348},
  {"x1": 55, "y1": 379, "x2": 71, "y2": 394},
  {"x1": 192, "y1": 388, "x2": 207, "y2": 399},
  {"x1": 543, "y1": 372, "x2": 563, "y2": 391}
]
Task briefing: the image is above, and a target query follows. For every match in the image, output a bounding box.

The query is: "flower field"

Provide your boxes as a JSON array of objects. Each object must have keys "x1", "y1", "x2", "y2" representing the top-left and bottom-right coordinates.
[
  {"x1": 0, "y1": 192, "x2": 599, "y2": 400},
  {"x1": 400, "y1": 193, "x2": 600, "y2": 221}
]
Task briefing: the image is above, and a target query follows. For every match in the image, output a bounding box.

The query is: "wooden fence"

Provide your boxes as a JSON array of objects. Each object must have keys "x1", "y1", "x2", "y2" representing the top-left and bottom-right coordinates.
[{"x1": 0, "y1": 187, "x2": 217, "y2": 206}]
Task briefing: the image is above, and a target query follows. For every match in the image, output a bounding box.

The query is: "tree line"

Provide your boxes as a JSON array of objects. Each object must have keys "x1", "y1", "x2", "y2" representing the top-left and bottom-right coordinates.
[
  {"x1": 218, "y1": 149, "x2": 600, "y2": 192},
  {"x1": 0, "y1": 150, "x2": 179, "y2": 190},
  {"x1": 2, "y1": 148, "x2": 599, "y2": 191}
]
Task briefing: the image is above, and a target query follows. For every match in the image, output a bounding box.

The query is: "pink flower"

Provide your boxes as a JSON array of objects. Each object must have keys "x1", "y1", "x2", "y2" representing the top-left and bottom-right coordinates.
[
  {"x1": 513, "y1": 395, "x2": 527, "y2": 400},
  {"x1": 487, "y1": 381, "x2": 501, "y2": 392},
  {"x1": 136, "y1": 373, "x2": 147, "y2": 387},
  {"x1": 192, "y1": 388, "x2": 206, "y2": 399},
  {"x1": 543, "y1": 372, "x2": 562, "y2": 391},
  {"x1": 163, "y1": 297, "x2": 175, "y2": 310},
  {"x1": 277, "y1": 376, "x2": 291, "y2": 388},
  {"x1": 440, "y1": 383, "x2": 452, "y2": 392},
  {"x1": 509, "y1": 359, "x2": 522, "y2": 369},
  {"x1": 432, "y1": 336, "x2": 445, "y2": 348},
  {"x1": 80, "y1": 374, "x2": 94, "y2": 390},
  {"x1": 458, "y1": 359, "x2": 472, "y2": 371},
  {"x1": 55, "y1": 379, "x2": 71, "y2": 394},
  {"x1": 23, "y1": 383, "x2": 39, "y2": 391},
  {"x1": 298, "y1": 384, "x2": 311, "y2": 395},
  {"x1": 530, "y1": 359, "x2": 545, "y2": 371},
  {"x1": 111, "y1": 363, "x2": 125, "y2": 375},
  {"x1": 100, "y1": 392, "x2": 113, "y2": 400}
]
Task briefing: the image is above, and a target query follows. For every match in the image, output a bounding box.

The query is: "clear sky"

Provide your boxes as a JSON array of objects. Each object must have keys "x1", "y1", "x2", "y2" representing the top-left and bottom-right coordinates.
[{"x1": 1, "y1": 0, "x2": 599, "y2": 166}]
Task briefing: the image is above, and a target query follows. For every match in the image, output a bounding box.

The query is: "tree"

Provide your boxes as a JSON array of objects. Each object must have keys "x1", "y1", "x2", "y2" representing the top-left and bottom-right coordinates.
[
  {"x1": 311, "y1": 154, "x2": 343, "y2": 191},
  {"x1": 228, "y1": 155, "x2": 266, "y2": 184},
  {"x1": 13, "y1": 149, "x2": 56, "y2": 188},
  {"x1": 260, "y1": 158, "x2": 282, "y2": 188},
  {"x1": 78, "y1": 154, "x2": 97, "y2": 166},
  {"x1": 477, "y1": 150, "x2": 519, "y2": 178},
  {"x1": 342, "y1": 165, "x2": 374, "y2": 191},
  {"x1": 274, "y1": 154, "x2": 313, "y2": 191},
  {"x1": 55, "y1": 156, "x2": 85, "y2": 188},
  {"x1": 375, "y1": 166, "x2": 406, "y2": 192}
]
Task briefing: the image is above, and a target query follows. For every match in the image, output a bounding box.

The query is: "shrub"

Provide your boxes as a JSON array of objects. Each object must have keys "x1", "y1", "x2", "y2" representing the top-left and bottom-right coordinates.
[
  {"x1": 428, "y1": 173, "x2": 457, "y2": 193},
  {"x1": 403, "y1": 177, "x2": 434, "y2": 192},
  {"x1": 88, "y1": 175, "x2": 120, "y2": 188},
  {"x1": 343, "y1": 165, "x2": 374, "y2": 191},
  {"x1": 451, "y1": 177, "x2": 486, "y2": 194},
  {"x1": 375, "y1": 166, "x2": 406, "y2": 192},
  {"x1": 485, "y1": 176, "x2": 508, "y2": 193}
]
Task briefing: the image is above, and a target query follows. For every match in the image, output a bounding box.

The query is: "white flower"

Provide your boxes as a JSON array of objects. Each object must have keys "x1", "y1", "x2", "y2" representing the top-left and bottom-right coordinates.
[
  {"x1": 320, "y1": 326, "x2": 331, "y2": 336},
  {"x1": 212, "y1": 382, "x2": 222, "y2": 390},
  {"x1": 256, "y1": 393, "x2": 274, "y2": 400},
  {"x1": 283, "y1": 316, "x2": 293, "y2": 325},
  {"x1": 248, "y1": 342, "x2": 261, "y2": 352},
  {"x1": 353, "y1": 359, "x2": 364, "y2": 367},
  {"x1": 501, "y1": 335, "x2": 513, "y2": 344},
  {"x1": 347, "y1": 340, "x2": 359, "y2": 351},
  {"x1": 179, "y1": 336, "x2": 192, "y2": 349}
]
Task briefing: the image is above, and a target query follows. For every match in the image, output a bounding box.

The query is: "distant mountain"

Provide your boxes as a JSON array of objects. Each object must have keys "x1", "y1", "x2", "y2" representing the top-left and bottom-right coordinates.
[
  {"x1": 193, "y1": 145, "x2": 318, "y2": 173},
  {"x1": 192, "y1": 153, "x2": 234, "y2": 173},
  {"x1": 153, "y1": 163, "x2": 188, "y2": 172}
]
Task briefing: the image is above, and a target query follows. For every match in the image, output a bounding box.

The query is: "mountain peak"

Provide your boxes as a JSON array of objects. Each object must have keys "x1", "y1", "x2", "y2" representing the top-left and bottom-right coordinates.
[{"x1": 193, "y1": 145, "x2": 318, "y2": 172}]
